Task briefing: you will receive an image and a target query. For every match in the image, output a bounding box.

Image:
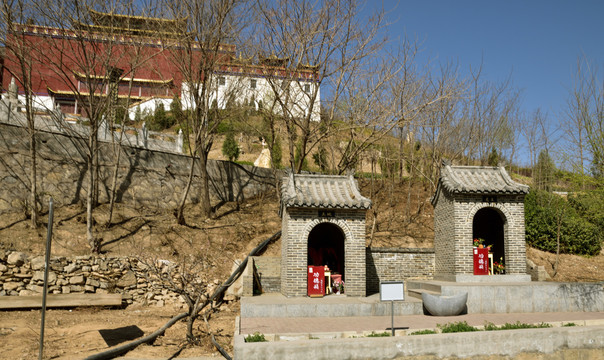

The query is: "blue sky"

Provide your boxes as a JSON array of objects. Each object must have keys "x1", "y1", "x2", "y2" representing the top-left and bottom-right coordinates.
[{"x1": 375, "y1": 0, "x2": 603, "y2": 132}]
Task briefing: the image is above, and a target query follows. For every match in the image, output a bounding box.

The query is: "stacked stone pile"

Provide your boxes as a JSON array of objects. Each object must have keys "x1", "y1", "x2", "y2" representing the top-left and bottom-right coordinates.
[{"x1": 0, "y1": 250, "x2": 220, "y2": 307}]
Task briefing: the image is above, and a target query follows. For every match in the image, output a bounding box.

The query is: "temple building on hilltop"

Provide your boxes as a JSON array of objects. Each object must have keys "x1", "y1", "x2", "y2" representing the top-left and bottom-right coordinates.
[{"x1": 1, "y1": 10, "x2": 320, "y2": 122}]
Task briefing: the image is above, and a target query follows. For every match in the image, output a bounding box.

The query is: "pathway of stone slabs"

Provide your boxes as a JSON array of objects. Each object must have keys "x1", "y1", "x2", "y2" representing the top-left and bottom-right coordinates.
[{"x1": 240, "y1": 311, "x2": 604, "y2": 336}]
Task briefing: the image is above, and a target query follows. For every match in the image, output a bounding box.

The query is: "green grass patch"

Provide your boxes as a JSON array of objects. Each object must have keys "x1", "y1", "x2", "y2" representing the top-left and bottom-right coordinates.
[
  {"x1": 484, "y1": 321, "x2": 552, "y2": 331},
  {"x1": 244, "y1": 332, "x2": 267, "y2": 342},
  {"x1": 438, "y1": 321, "x2": 479, "y2": 333},
  {"x1": 409, "y1": 329, "x2": 438, "y2": 335},
  {"x1": 366, "y1": 331, "x2": 391, "y2": 337}
]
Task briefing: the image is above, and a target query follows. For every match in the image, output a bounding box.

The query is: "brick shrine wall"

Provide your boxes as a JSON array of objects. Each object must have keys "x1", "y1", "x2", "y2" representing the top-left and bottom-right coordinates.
[
  {"x1": 433, "y1": 190, "x2": 456, "y2": 277},
  {"x1": 244, "y1": 249, "x2": 436, "y2": 297},
  {"x1": 366, "y1": 247, "x2": 435, "y2": 294},
  {"x1": 252, "y1": 256, "x2": 281, "y2": 294},
  {"x1": 433, "y1": 189, "x2": 528, "y2": 277},
  {"x1": 281, "y1": 208, "x2": 367, "y2": 297}
]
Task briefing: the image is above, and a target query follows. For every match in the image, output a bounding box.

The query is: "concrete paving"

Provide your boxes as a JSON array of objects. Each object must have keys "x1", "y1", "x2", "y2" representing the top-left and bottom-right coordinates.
[
  {"x1": 240, "y1": 310, "x2": 604, "y2": 335},
  {"x1": 238, "y1": 293, "x2": 604, "y2": 360},
  {"x1": 240, "y1": 291, "x2": 604, "y2": 335},
  {"x1": 241, "y1": 293, "x2": 424, "y2": 318},
  {"x1": 235, "y1": 325, "x2": 604, "y2": 360}
]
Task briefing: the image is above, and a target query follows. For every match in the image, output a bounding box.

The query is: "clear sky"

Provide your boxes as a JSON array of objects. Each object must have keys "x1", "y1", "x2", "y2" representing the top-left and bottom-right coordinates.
[{"x1": 376, "y1": 0, "x2": 603, "y2": 130}]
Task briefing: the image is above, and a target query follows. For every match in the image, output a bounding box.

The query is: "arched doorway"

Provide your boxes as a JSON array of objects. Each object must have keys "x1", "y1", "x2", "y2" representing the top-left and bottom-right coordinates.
[
  {"x1": 307, "y1": 223, "x2": 345, "y2": 280},
  {"x1": 473, "y1": 207, "x2": 505, "y2": 270}
]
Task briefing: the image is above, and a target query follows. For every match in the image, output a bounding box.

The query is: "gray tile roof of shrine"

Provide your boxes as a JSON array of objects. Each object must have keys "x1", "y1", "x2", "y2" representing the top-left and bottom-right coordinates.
[
  {"x1": 435, "y1": 165, "x2": 529, "y2": 198},
  {"x1": 281, "y1": 173, "x2": 372, "y2": 210}
]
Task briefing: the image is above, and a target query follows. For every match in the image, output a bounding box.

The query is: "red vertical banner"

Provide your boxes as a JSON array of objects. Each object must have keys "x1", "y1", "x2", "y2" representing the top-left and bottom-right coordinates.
[
  {"x1": 307, "y1": 265, "x2": 325, "y2": 297},
  {"x1": 473, "y1": 248, "x2": 489, "y2": 275}
]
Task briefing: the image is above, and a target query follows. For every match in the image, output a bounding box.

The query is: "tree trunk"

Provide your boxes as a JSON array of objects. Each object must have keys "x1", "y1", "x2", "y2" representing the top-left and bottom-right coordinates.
[
  {"x1": 87, "y1": 124, "x2": 97, "y2": 252},
  {"x1": 198, "y1": 149, "x2": 212, "y2": 218},
  {"x1": 28, "y1": 109, "x2": 38, "y2": 228},
  {"x1": 86, "y1": 173, "x2": 95, "y2": 251},
  {"x1": 554, "y1": 208, "x2": 563, "y2": 277},
  {"x1": 107, "y1": 142, "x2": 121, "y2": 227},
  {"x1": 176, "y1": 155, "x2": 196, "y2": 225}
]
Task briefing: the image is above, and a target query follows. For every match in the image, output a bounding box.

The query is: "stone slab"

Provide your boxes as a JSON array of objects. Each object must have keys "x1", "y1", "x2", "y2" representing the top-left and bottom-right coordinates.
[
  {"x1": 435, "y1": 274, "x2": 532, "y2": 282},
  {"x1": 241, "y1": 293, "x2": 423, "y2": 318},
  {"x1": 0, "y1": 293, "x2": 123, "y2": 309}
]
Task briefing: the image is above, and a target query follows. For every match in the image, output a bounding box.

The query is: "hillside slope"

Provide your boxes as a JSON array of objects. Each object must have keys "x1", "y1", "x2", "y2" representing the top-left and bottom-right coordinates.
[
  {"x1": 0, "y1": 178, "x2": 600, "y2": 283},
  {"x1": 1, "y1": 177, "x2": 602, "y2": 358}
]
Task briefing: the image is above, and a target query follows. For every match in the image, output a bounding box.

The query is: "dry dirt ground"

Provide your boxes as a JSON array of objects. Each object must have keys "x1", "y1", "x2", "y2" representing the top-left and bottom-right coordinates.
[
  {"x1": 0, "y1": 303, "x2": 238, "y2": 359},
  {"x1": 0, "y1": 191, "x2": 282, "y2": 359},
  {"x1": 1, "y1": 179, "x2": 603, "y2": 359}
]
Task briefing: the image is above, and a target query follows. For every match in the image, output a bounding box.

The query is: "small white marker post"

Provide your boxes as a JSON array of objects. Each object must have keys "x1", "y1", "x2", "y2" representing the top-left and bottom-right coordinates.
[{"x1": 380, "y1": 281, "x2": 405, "y2": 336}]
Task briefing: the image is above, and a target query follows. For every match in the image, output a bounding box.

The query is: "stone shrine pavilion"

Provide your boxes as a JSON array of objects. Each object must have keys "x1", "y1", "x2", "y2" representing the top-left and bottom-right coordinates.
[
  {"x1": 279, "y1": 172, "x2": 372, "y2": 297},
  {"x1": 431, "y1": 163, "x2": 530, "y2": 282}
]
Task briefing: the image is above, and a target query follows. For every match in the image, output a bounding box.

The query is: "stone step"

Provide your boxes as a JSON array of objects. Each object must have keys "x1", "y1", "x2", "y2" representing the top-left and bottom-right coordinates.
[
  {"x1": 406, "y1": 280, "x2": 442, "y2": 293},
  {"x1": 241, "y1": 294, "x2": 424, "y2": 318},
  {"x1": 0, "y1": 293, "x2": 123, "y2": 309},
  {"x1": 407, "y1": 288, "x2": 441, "y2": 300}
]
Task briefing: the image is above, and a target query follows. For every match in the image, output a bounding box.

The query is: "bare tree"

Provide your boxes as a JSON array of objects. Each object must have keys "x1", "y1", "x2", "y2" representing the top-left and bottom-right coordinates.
[
  {"x1": 253, "y1": 0, "x2": 397, "y2": 174},
  {"x1": 162, "y1": 0, "x2": 249, "y2": 223},
  {"x1": 21, "y1": 0, "x2": 149, "y2": 251},
  {"x1": 104, "y1": 5, "x2": 166, "y2": 227},
  {"x1": 138, "y1": 254, "x2": 214, "y2": 344},
  {"x1": 1, "y1": 0, "x2": 40, "y2": 227},
  {"x1": 521, "y1": 108, "x2": 544, "y2": 171},
  {"x1": 464, "y1": 63, "x2": 520, "y2": 166},
  {"x1": 414, "y1": 62, "x2": 467, "y2": 185},
  {"x1": 564, "y1": 56, "x2": 603, "y2": 183}
]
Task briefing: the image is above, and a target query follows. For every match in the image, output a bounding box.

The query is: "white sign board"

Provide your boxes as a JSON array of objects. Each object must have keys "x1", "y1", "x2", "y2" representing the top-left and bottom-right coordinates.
[{"x1": 380, "y1": 281, "x2": 405, "y2": 301}]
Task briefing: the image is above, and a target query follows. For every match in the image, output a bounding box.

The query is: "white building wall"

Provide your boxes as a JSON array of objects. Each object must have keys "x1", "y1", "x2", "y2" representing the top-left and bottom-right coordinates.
[
  {"x1": 127, "y1": 97, "x2": 172, "y2": 121},
  {"x1": 182, "y1": 73, "x2": 321, "y2": 122},
  {"x1": 8, "y1": 94, "x2": 55, "y2": 113}
]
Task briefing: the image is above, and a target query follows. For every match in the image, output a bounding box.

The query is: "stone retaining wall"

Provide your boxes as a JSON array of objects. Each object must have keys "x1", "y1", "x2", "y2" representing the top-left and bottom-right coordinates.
[
  {"x1": 0, "y1": 123, "x2": 277, "y2": 214},
  {"x1": 252, "y1": 256, "x2": 281, "y2": 294},
  {"x1": 0, "y1": 250, "x2": 213, "y2": 307}
]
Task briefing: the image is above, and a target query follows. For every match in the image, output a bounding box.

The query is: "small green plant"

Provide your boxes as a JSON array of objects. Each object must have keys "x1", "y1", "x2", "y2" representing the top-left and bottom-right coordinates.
[
  {"x1": 366, "y1": 331, "x2": 390, "y2": 337},
  {"x1": 438, "y1": 321, "x2": 479, "y2": 333},
  {"x1": 563, "y1": 322, "x2": 577, "y2": 327},
  {"x1": 484, "y1": 322, "x2": 498, "y2": 331},
  {"x1": 148, "y1": 102, "x2": 173, "y2": 130},
  {"x1": 222, "y1": 132, "x2": 240, "y2": 161},
  {"x1": 484, "y1": 321, "x2": 552, "y2": 331},
  {"x1": 244, "y1": 332, "x2": 267, "y2": 342},
  {"x1": 409, "y1": 329, "x2": 437, "y2": 335}
]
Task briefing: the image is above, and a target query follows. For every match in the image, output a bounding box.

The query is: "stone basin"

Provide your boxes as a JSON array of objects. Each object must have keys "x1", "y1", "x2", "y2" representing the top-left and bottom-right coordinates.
[{"x1": 422, "y1": 292, "x2": 468, "y2": 316}]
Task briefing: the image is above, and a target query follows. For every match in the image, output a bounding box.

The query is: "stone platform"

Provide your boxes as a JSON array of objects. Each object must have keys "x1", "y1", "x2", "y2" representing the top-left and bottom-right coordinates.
[
  {"x1": 240, "y1": 293, "x2": 424, "y2": 318},
  {"x1": 407, "y1": 279, "x2": 604, "y2": 314},
  {"x1": 242, "y1": 280, "x2": 604, "y2": 319}
]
